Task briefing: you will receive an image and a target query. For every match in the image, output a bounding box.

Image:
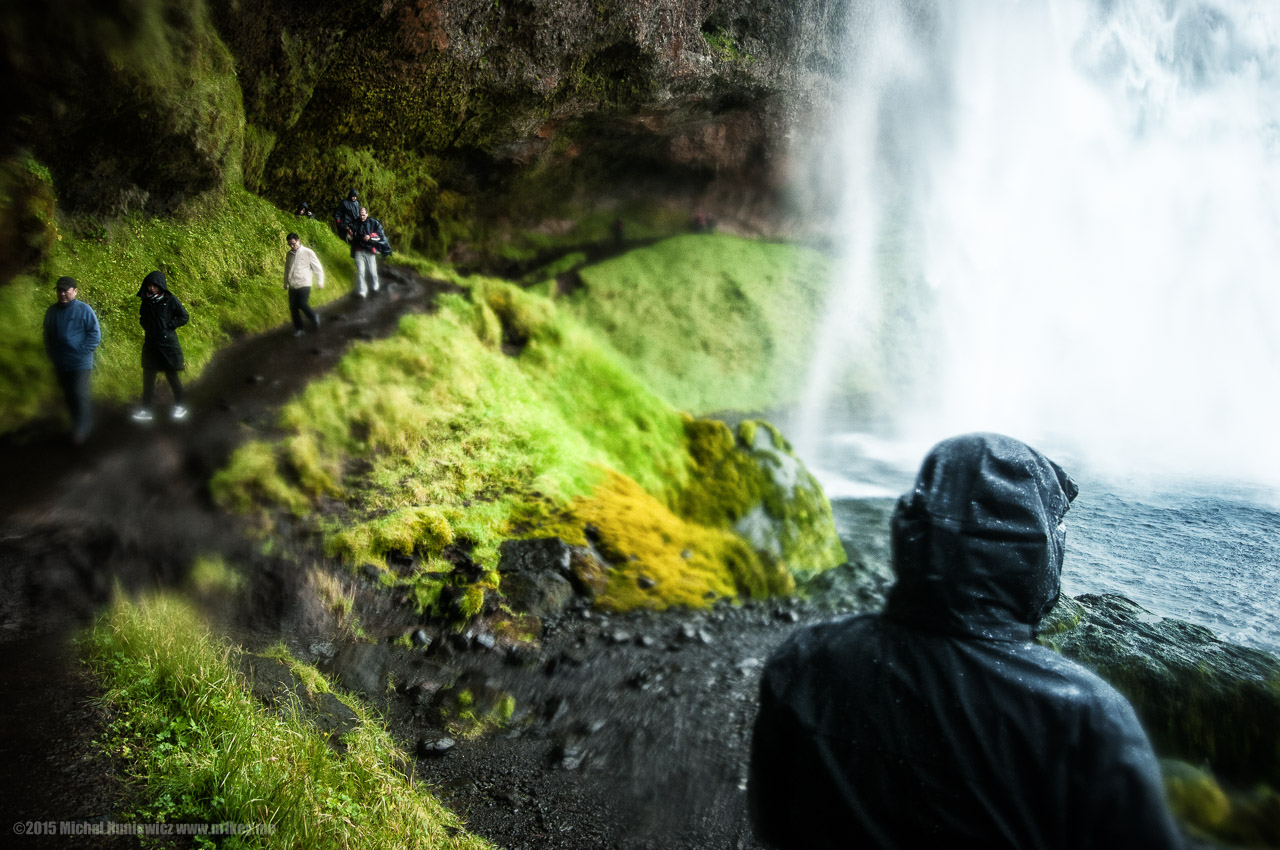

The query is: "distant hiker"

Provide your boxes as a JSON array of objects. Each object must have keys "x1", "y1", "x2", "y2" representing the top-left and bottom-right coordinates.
[
  {"x1": 333, "y1": 189, "x2": 360, "y2": 244},
  {"x1": 285, "y1": 232, "x2": 325, "y2": 336},
  {"x1": 611, "y1": 216, "x2": 625, "y2": 246},
  {"x1": 42, "y1": 275, "x2": 101, "y2": 445},
  {"x1": 295, "y1": 201, "x2": 314, "y2": 219},
  {"x1": 350, "y1": 206, "x2": 389, "y2": 298},
  {"x1": 748, "y1": 433, "x2": 1184, "y2": 850},
  {"x1": 131, "y1": 270, "x2": 190, "y2": 422}
]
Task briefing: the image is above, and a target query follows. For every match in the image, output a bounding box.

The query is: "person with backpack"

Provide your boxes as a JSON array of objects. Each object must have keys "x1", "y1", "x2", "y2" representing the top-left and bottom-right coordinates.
[
  {"x1": 131, "y1": 270, "x2": 190, "y2": 422},
  {"x1": 350, "y1": 206, "x2": 390, "y2": 298}
]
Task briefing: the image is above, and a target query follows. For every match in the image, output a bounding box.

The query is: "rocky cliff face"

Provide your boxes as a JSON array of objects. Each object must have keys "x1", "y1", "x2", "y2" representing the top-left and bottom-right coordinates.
[{"x1": 1, "y1": 0, "x2": 856, "y2": 270}]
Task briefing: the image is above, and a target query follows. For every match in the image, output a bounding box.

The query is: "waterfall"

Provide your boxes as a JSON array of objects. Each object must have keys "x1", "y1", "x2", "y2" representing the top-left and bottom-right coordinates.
[{"x1": 795, "y1": 0, "x2": 1280, "y2": 486}]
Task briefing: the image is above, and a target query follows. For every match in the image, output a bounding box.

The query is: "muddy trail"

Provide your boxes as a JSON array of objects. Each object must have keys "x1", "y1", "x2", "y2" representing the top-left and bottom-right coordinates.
[{"x1": 0, "y1": 263, "x2": 883, "y2": 849}]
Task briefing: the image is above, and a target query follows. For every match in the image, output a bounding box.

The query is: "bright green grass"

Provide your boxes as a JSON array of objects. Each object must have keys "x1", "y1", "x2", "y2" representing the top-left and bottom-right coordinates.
[
  {"x1": 211, "y1": 278, "x2": 690, "y2": 589},
  {"x1": 564, "y1": 233, "x2": 833, "y2": 414},
  {"x1": 81, "y1": 592, "x2": 495, "y2": 850},
  {"x1": 0, "y1": 186, "x2": 353, "y2": 431}
]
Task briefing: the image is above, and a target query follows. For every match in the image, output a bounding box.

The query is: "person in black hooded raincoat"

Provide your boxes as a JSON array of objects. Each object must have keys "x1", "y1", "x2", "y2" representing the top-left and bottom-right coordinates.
[
  {"x1": 748, "y1": 433, "x2": 1184, "y2": 850},
  {"x1": 131, "y1": 270, "x2": 190, "y2": 422}
]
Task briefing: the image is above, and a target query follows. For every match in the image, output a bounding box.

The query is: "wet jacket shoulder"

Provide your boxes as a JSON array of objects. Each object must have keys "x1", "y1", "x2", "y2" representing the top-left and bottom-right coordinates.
[
  {"x1": 137, "y1": 271, "x2": 188, "y2": 371},
  {"x1": 43, "y1": 299, "x2": 101, "y2": 372},
  {"x1": 747, "y1": 434, "x2": 1183, "y2": 850},
  {"x1": 749, "y1": 614, "x2": 1183, "y2": 850}
]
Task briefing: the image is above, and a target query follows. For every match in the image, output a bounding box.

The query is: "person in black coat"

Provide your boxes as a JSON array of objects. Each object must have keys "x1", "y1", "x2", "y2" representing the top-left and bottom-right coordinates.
[
  {"x1": 748, "y1": 433, "x2": 1184, "y2": 850},
  {"x1": 332, "y1": 188, "x2": 360, "y2": 244},
  {"x1": 131, "y1": 270, "x2": 190, "y2": 422}
]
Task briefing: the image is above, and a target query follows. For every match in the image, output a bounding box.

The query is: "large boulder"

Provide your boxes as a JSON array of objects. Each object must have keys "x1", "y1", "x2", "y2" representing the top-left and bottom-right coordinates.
[
  {"x1": 680, "y1": 417, "x2": 847, "y2": 579},
  {"x1": 1038, "y1": 593, "x2": 1280, "y2": 787}
]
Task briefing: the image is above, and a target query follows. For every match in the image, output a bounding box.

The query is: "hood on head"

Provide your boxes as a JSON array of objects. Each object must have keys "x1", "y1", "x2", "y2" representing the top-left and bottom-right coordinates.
[
  {"x1": 137, "y1": 270, "x2": 170, "y2": 297},
  {"x1": 884, "y1": 433, "x2": 1077, "y2": 640}
]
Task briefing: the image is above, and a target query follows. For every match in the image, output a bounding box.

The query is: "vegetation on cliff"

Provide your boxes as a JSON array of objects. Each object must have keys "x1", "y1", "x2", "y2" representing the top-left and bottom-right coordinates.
[
  {"x1": 83, "y1": 592, "x2": 495, "y2": 849},
  {"x1": 210, "y1": 254, "x2": 845, "y2": 622},
  {"x1": 559, "y1": 234, "x2": 832, "y2": 414}
]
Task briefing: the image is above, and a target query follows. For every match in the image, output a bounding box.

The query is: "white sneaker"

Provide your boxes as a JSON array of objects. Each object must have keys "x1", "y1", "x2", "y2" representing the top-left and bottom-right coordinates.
[
  {"x1": 131, "y1": 408, "x2": 154, "y2": 423},
  {"x1": 171, "y1": 405, "x2": 189, "y2": 421}
]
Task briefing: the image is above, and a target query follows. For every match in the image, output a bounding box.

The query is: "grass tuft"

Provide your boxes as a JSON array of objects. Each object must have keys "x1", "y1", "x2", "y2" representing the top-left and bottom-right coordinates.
[{"x1": 81, "y1": 593, "x2": 495, "y2": 849}]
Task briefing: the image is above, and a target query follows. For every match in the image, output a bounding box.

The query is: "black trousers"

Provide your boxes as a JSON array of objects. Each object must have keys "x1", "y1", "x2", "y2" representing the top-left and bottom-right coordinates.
[
  {"x1": 56, "y1": 369, "x2": 93, "y2": 442},
  {"x1": 142, "y1": 368, "x2": 184, "y2": 405},
  {"x1": 289, "y1": 286, "x2": 319, "y2": 330}
]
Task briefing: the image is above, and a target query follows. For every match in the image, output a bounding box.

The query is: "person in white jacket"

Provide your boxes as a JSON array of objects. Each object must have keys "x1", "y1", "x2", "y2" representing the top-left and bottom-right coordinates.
[{"x1": 284, "y1": 232, "x2": 325, "y2": 336}]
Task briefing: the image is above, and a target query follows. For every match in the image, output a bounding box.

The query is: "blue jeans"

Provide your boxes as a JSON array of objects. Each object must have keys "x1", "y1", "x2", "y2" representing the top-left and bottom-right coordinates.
[{"x1": 56, "y1": 369, "x2": 93, "y2": 443}]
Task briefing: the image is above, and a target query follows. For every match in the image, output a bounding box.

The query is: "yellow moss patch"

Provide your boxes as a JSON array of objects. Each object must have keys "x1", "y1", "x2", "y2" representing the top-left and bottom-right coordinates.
[
  {"x1": 1163, "y1": 759, "x2": 1231, "y2": 831},
  {"x1": 327, "y1": 506, "x2": 455, "y2": 568},
  {"x1": 549, "y1": 470, "x2": 793, "y2": 612}
]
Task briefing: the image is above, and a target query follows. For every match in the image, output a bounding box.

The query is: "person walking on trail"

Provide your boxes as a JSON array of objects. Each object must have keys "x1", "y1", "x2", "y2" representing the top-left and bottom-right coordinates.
[
  {"x1": 42, "y1": 275, "x2": 101, "y2": 445},
  {"x1": 350, "y1": 206, "x2": 389, "y2": 298},
  {"x1": 333, "y1": 188, "x2": 360, "y2": 244},
  {"x1": 284, "y1": 232, "x2": 324, "y2": 336},
  {"x1": 748, "y1": 432, "x2": 1184, "y2": 850},
  {"x1": 131, "y1": 270, "x2": 190, "y2": 423}
]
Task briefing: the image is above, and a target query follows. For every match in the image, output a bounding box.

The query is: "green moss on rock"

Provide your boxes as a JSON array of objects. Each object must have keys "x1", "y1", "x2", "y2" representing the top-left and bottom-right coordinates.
[{"x1": 1043, "y1": 593, "x2": 1280, "y2": 789}]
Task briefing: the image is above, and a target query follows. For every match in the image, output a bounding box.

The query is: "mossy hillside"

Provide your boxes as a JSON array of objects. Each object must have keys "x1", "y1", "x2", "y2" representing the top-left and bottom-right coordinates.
[
  {"x1": 211, "y1": 279, "x2": 687, "y2": 611},
  {"x1": 82, "y1": 592, "x2": 495, "y2": 850},
  {"x1": 211, "y1": 278, "x2": 842, "y2": 617},
  {"x1": 0, "y1": 185, "x2": 352, "y2": 432},
  {"x1": 11, "y1": 0, "x2": 245, "y2": 217},
  {"x1": 565, "y1": 234, "x2": 833, "y2": 414}
]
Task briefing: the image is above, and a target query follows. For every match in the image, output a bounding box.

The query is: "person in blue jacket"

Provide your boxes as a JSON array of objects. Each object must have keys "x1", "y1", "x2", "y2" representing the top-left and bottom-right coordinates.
[
  {"x1": 42, "y1": 276, "x2": 101, "y2": 445},
  {"x1": 130, "y1": 270, "x2": 190, "y2": 422},
  {"x1": 749, "y1": 433, "x2": 1184, "y2": 850}
]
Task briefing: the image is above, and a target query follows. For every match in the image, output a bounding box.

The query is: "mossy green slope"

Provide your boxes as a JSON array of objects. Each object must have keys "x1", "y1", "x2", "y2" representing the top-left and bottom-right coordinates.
[
  {"x1": 0, "y1": 183, "x2": 352, "y2": 432},
  {"x1": 563, "y1": 233, "x2": 832, "y2": 415},
  {"x1": 83, "y1": 592, "x2": 495, "y2": 850},
  {"x1": 212, "y1": 275, "x2": 843, "y2": 616}
]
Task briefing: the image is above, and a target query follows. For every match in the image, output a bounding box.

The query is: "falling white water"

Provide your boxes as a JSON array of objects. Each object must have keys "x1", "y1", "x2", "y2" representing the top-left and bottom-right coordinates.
[
  {"x1": 797, "y1": 0, "x2": 1280, "y2": 487},
  {"x1": 791, "y1": 1, "x2": 931, "y2": 459}
]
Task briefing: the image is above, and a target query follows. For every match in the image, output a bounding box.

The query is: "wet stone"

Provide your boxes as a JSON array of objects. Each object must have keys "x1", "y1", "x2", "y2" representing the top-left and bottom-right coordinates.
[{"x1": 417, "y1": 735, "x2": 456, "y2": 758}]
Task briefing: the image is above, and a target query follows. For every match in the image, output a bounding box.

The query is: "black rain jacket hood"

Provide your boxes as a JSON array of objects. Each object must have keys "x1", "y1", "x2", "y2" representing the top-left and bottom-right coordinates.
[
  {"x1": 137, "y1": 269, "x2": 171, "y2": 297},
  {"x1": 748, "y1": 433, "x2": 1182, "y2": 850},
  {"x1": 884, "y1": 432, "x2": 1078, "y2": 641}
]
